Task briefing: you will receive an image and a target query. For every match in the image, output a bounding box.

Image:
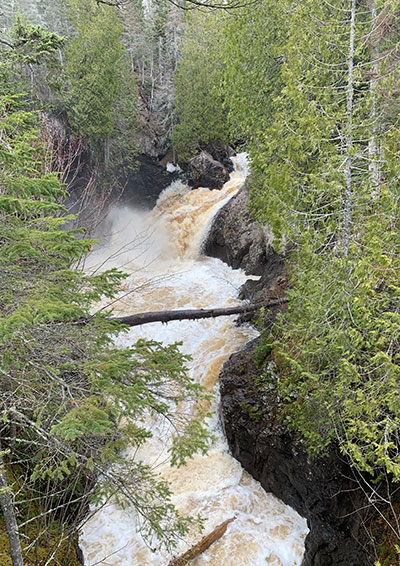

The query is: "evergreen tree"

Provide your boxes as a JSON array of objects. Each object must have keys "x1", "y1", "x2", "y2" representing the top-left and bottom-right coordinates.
[
  {"x1": 221, "y1": 1, "x2": 286, "y2": 147},
  {"x1": 0, "y1": 24, "x2": 209, "y2": 565},
  {"x1": 250, "y1": 0, "x2": 400, "y2": 477},
  {"x1": 221, "y1": 1, "x2": 400, "y2": 548},
  {"x1": 172, "y1": 10, "x2": 230, "y2": 159},
  {"x1": 65, "y1": 0, "x2": 138, "y2": 169}
]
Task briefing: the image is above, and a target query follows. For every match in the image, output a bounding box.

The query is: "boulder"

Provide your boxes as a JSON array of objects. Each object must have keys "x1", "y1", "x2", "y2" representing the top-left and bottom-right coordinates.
[{"x1": 188, "y1": 150, "x2": 230, "y2": 189}]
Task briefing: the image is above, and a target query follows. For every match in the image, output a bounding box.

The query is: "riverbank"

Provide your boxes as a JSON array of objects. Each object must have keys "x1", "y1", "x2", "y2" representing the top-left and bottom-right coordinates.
[{"x1": 205, "y1": 180, "x2": 396, "y2": 566}]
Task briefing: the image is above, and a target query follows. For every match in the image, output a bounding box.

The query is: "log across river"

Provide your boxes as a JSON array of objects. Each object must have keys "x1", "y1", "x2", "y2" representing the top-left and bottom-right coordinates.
[
  {"x1": 80, "y1": 155, "x2": 308, "y2": 566},
  {"x1": 107, "y1": 299, "x2": 288, "y2": 327}
]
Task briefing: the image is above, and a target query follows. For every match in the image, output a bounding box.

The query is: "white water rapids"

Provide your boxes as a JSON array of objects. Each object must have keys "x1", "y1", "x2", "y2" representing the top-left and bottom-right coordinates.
[{"x1": 80, "y1": 155, "x2": 308, "y2": 566}]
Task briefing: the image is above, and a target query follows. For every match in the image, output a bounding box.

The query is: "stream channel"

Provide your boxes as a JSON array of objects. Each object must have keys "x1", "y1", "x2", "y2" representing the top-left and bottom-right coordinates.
[{"x1": 80, "y1": 155, "x2": 308, "y2": 566}]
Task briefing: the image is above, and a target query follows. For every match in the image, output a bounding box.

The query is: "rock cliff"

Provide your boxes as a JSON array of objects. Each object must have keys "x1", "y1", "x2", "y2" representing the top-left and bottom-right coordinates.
[
  {"x1": 204, "y1": 183, "x2": 276, "y2": 275},
  {"x1": 220, "y1": 340, "x2": 372, "y2": 566}
]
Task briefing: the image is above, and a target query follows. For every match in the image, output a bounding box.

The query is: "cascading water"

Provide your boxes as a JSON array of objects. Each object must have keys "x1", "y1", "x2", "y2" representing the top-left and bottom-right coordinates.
[{"x1": 80, "y1": 155, "x2": 308, "y2": 566}]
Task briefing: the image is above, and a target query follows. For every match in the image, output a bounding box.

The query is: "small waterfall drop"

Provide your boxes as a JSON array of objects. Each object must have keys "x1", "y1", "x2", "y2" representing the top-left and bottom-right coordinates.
[{"x1": 80, "y1": 155, "x2": 308, "y2": 566}]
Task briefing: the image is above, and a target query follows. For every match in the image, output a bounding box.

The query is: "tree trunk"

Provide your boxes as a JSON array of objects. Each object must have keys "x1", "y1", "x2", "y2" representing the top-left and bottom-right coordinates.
[
  {"x1": 107, "y1": 298, "x2": 287, "y2": 327},
  {"x1": 367, "y1": 0, "x2": 381, "y2": 197},
  {"x1": 0, "y1": 452, "x2": 24, "y2": 566},
  {"x1": 344, "y1": 0, "x2": 356, "y2": 255},
  {"x1": 168, "y1": 517, "x2": 236, "y2": 566}
]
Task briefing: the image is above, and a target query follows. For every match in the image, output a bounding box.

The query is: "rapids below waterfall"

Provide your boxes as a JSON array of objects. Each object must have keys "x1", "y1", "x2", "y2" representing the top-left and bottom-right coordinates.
[{"x1": 80, "y1": 155, "x2": 308, "y2": 566}]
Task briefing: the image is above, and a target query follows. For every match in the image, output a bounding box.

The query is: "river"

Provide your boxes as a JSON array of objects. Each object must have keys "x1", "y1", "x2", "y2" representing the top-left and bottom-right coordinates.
[{"x1": 80, "y1": 155, "x2": 308, "y2": 566}]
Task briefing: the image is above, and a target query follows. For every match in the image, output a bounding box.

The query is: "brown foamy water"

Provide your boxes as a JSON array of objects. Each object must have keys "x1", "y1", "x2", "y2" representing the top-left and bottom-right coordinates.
[{"x1": 80, "y1": 155, "x2": 308, "y2": 565}]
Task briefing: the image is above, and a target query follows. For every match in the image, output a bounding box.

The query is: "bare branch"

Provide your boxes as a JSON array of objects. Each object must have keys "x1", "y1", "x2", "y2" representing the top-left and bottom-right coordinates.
[
  {"x1": 0, "y1": 37, "x2": 14, "y2": 49},
  {"x1": 96, "y1": 0, "x2": 123, "y2": 6},
  {"x1": 95, "y1": 0, "x2": 259, "y2": 10},
  {"x1": 104, "y1": 298, "x2": 288, "y2": 327}
]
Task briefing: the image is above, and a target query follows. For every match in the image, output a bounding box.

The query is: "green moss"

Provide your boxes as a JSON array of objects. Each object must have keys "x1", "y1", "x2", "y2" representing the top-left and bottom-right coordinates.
[
  {"x1": 240, "y1": 400, "x2": 262, "y2": 423},
  {"x1": 1, "y1": 464, "x2": 81, "y2": 566},
  {"x1": 369, "y1": 501, "x2": 400, "y2": 566},
  {"x1": 0, "y1": 528, "x2": 12, "y2": 566},
  {"x1": 1, "y1": 517, "x2": 81, "y2": 566}
]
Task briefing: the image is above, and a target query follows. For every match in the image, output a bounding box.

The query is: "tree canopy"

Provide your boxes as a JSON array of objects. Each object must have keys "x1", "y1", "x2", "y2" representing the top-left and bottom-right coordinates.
[{"x1": 172, "y1": 10, "x2": 229, "y2": 158}]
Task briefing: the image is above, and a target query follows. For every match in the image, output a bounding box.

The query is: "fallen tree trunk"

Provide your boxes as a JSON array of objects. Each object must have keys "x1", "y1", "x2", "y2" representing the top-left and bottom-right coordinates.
[
  {"x1": 107, "y1": 298, "x2": 287, "y2": 327},
  {"x1": 168, "y1": 517, "x2": 236, "y2": 566}
]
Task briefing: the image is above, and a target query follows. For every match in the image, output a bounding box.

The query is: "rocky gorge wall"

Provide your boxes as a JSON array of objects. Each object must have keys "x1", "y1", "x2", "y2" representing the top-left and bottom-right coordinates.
[
  {"x1": 219, "y1": 341, "x2": 372, "y2": 566},
  {"x1": 205, "y1": 182, "x2": 375, "y2": 566}
]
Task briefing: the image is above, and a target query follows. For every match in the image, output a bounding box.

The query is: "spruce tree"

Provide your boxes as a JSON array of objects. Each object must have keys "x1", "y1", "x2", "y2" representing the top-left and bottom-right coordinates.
[
  {"x1": 65, "y1": 0, "x2": 138, "y2": 169},
  {"x1": 0, "y1": 22, "x2": 209, "y2": 565},
  {"x1": 172, "y1": 10, "x2": 230, "y2": 159}
]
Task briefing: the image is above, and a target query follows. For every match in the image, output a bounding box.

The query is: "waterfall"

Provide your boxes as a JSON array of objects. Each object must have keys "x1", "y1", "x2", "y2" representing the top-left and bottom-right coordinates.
[{"x1": 80, "y1": 155, "x2": 308, "y2": 566}]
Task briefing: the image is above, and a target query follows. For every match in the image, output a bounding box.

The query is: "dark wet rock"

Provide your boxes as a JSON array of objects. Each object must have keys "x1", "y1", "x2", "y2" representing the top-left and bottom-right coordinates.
[
  {"x1": 159, "y1": 148, "x2": 177, "y2": 169},
  {"x1": 75, "y1": 544, "x2": 85, "y2": 565},
  {"x1": 211, "y1": 145, "x2": 236, "y2": 172},
  {"x1": 237, "y1": 269, "x2": 288, "y2": 326},
  {"x1": 219, "y1": 340, "x2": 373, "y2": 566},
  {"x1": 188, "y1": 150, "x2": 230, "y2": 189},
  {"x1": 204, "y1": 184, "x2": 277, "y2": 276},
  {"x1": 120, "y1": 154, "x2": 179, "y2": 209}
]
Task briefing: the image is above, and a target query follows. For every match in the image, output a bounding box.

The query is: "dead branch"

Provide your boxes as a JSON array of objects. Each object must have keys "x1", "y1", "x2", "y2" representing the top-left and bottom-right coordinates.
[
  {"x1": 0, "y1": 37, "x2": 14, "y2": 49},
  {"x1": 168, "y1": 517, "x2": 236, "y2": 566},
  {"x1": 95, "y1": 0, "x2": 259, "y2": 10},
  {"x1": 106, "y1": 298, "x2": 288, "y2": 327}
]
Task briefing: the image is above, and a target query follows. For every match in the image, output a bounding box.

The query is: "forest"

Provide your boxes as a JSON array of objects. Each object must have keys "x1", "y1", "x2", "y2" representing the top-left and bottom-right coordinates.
[{"x1": 1, "y1": 0, "x2": 400, "y2": 565}]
